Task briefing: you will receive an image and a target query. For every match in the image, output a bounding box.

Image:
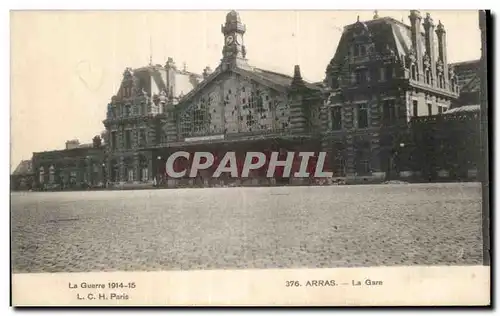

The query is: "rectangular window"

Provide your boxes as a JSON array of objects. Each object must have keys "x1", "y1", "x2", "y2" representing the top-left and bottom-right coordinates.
[
  {"x1": 139, "y1": 129, "x2": 147, "y2": 147},
  {"x1": 386, "y1": 66, "x2": 393, "y2": 80},
  {"x1": 125, "y1": 130, "x2": 132, "y2": 149},
  {"x1": 379, "y1": 67, "x2": 386, "y2": 81},
  {"x1": 111, "y1": 131, "x2": 117, "y2": 150},
  {"x1": 354, "y1": 69, "x2": 368, "y2": 85},
  {"x1": 128, "y1": 169, "x2": 134, "y2": 182},
  {"x1": 331, "y1": 107, "x2": 342, "y2": 130},
  {"x1": 357, "y1": 103, "x2": 369, "y2": 128},
  {"x1": 412, "y1": 100, "x2": 418, "y2": 117},
  {"x1": 438, "y1": 106, "x2": 443, "y2": 114},
  {"x1": 427, "y1": 103, "x2": 432, "y2": 116},
  {"x1": 382, "y1": 99, "x2": 397, "y2": 124}
]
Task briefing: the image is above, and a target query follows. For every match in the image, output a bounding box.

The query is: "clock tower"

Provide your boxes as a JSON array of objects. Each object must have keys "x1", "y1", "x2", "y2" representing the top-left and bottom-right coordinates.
[{"x1": 220, "y1": 10, "x2": 248, "y2": 69}]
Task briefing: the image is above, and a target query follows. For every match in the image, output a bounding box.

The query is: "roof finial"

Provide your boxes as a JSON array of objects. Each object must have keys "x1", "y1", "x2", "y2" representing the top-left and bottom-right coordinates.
[
  {"x1": 291, "y1": 65, "x2": 305, "y2": 89},
  {"x1": 183, "y1": 62, "x2": 187, "y2": 72},
  {"x1": 373, "y1": 10, "x2": 379, "y2": 19},
  {"x1": 149, "y1": 35, "x2": 153, "y2": 65},
  {"x1": 357, "y1": 15, "x2": 360, "y2": 22}
]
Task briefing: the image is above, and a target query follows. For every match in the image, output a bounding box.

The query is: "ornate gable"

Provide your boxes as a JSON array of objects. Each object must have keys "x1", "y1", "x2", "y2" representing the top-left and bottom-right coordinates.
[{"x1": 176, "y1": 69, "x2": 291, "y2": 140}]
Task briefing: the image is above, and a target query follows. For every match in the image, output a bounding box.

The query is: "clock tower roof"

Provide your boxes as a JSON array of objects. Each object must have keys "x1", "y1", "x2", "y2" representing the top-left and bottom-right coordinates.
[{"x1": 220, "y1": 10, "x2": 248, "y2": 68}]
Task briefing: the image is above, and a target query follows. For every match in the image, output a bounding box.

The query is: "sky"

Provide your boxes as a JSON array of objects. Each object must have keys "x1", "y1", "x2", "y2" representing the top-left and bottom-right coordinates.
[{"x1": 10, "y1": 10, "x2": 481, "y2": 172}]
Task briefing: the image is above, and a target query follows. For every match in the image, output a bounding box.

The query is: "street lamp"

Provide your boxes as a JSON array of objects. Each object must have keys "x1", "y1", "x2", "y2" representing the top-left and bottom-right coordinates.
[
  {"x1": 102, "y1": 163, "x2": 107, "y2": 188},
  {"x1": 156, "y1": 156, "x2": 162, "y2": 186}
]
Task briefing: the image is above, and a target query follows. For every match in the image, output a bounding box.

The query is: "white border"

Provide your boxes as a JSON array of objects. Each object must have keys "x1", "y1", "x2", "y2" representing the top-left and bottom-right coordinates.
[{"x1": 4, "y1": 0, "x2": 498, "y2": 314}]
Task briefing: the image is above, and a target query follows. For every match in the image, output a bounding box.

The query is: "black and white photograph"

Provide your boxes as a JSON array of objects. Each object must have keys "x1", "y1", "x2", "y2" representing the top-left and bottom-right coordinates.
[{"x1": 10, "y1": 8, "x2": 490, "y2": 306}]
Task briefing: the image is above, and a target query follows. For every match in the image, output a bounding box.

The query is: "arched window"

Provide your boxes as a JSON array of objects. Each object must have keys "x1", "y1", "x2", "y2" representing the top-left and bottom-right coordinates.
[
  {"x1": 439, "y1": 75, "x2": 445, "y2": 89},
  {"x1": 49, "y1": 165, "x2": 55, "y2": 183},
  {"x1": 39, "y1": 167, "x2": 44, "y2": 184},
  {"x1": 140, "y1": 157, "x2": 149, "y2": 181},
  {"x1": 411, "y1": 65, "x2": 417, "y2": 80},
  {"x1": 425, "y1": 70, "x2": 431, "y2": 84}
]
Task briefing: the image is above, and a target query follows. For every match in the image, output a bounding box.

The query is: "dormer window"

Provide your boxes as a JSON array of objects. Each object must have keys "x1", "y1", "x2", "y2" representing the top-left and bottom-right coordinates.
[{"x1": 360, "y1": 45, "x2": 366, "y2": 56}]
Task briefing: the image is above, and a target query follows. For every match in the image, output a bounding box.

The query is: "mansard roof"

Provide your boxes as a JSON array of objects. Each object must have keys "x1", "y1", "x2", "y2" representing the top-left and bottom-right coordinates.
[
  {"x1": 327, "y1": 16, "x2": 430, "y2": 69},
  {"x1": 116, "y1": 63, "x2": 203, "y2": 101}
]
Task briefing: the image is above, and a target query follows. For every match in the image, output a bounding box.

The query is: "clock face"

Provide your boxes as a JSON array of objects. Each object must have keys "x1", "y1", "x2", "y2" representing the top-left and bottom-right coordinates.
[{"x1": 226, "y1": 35, "x2": 234, "y2": 45}]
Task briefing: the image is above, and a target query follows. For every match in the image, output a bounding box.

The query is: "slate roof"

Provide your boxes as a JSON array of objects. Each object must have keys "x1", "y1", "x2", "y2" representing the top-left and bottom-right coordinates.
[
  {"x1": 460, "y1": 74, "x2": 480, "y2": 93},
  {"x1": 12, "y1": 160, "x2": 33, "y2": 176},
  {"x1": 249, "y1": 67, "x2": 322, "y2": 91},
  {"x1": 444, "y1": 104, "x2": 480, "y2": 114},
  {"x1": 328, "y1": 16, "x2": 429, "y2": 68},
  {"x1": 176, "y1": 63, "x2": 322, "y2": 108}
]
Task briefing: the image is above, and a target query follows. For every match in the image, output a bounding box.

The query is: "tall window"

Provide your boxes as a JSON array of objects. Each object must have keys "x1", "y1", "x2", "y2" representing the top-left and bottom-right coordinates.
[
  {"x1": 128, "y1": 168, "x2": 134, "y2": 182},
  {"x1": 125, "y1": 130, "x2": 132, "y2": 149},
  {"x1": 425, "y1": 70, "x2": 431, "y2": 84},
  {"x1": 357, "y1": 103, "x2": 369, "y2": 128},
  {"x1": 360, "y1": 45, "x2": 366, "y2": 56},
  {"x1": 111, "y1": 131, "x2": 117, "y2": 150},
  {"x1": 140, "y1": 157, "x2": 149, "y2": 181},
  {"x1": 412, "y1": 100, "x2": 419, "y2": 117},
  {"x1": 411, "y1": 65, "x2": 417, "y2": 80},
  {"x1": 39, "y1": 167, "x2": 44, "y2": 184},
  {"x1": 379, "y1": 67, "x2": 386, "y2": 81},
  {"x1": 427, "y1": 103, "x2": 432, "y2": 116},
  {"x1": 139, "y1": 129, "x2": 147, "y2": 147},
  {"x1": 49, "y1": 165, "x2": 55, "y2": 184},
  {"x1": 355, "y1": 142, "x2": 371, "y2": 175},
  {"x1": 125, "y1": 105, "x2": 131, "y2": 117},
  {"x1": 331, "y1": 107, "x2": 342, "y2": 130},
  {"x1": 382, "y1": 99, "x2": 397, "y2": 124},
  {"x1": 386, "y1": 66, "x2": 393, "y2": 80},
  {"x1": 438, "y1": 106, "x2": 443, "y2": 114}
]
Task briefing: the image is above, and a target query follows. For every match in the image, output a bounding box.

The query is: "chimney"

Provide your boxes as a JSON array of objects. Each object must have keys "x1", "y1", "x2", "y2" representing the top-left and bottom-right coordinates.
[
  {"x1": 423, "y1": 13, "x2": 437, "y2": 84},
  {"x1": 409, "y1": 10, "x2": 424, "y2": 81},
  {"x1": 436, "y1": 20, "x2": 449, "y2": 88},
  {"x1": 65, "y1": 139, "x2": 80, "y2": 150}
]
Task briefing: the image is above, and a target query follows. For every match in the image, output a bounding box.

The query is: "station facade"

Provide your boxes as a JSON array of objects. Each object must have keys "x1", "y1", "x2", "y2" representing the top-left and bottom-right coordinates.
[{"x1": 24, "y1": 10, "x2": 481, "y2": 190}]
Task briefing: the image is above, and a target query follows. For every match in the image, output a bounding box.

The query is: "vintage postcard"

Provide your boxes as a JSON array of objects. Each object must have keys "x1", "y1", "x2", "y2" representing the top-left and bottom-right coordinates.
[{"x1": 10, "y1": 9, "x2": 490, "y2": 306}]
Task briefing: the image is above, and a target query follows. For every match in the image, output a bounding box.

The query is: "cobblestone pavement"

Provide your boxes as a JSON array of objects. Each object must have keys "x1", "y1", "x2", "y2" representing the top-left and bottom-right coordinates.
[{"x1": 11, "y1": 183, "x2": 483, "y2": 273}]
